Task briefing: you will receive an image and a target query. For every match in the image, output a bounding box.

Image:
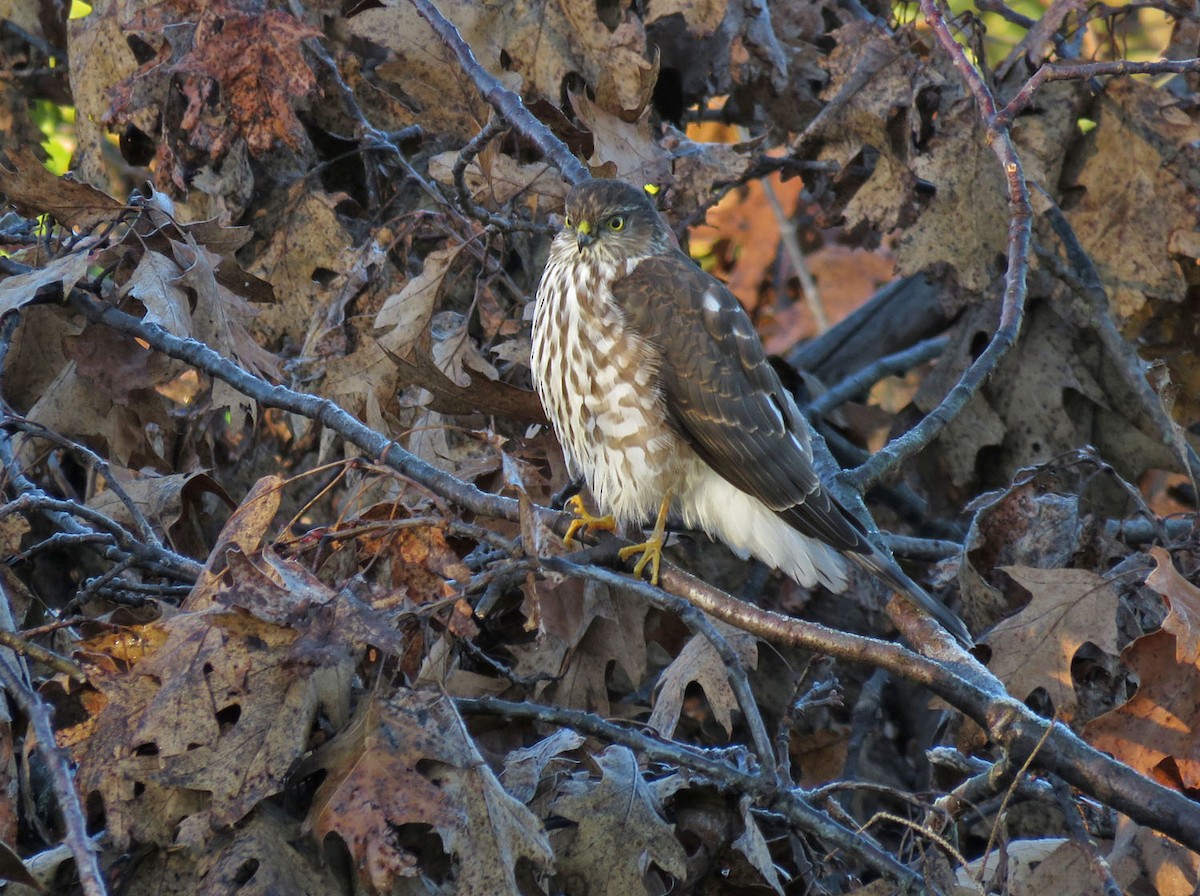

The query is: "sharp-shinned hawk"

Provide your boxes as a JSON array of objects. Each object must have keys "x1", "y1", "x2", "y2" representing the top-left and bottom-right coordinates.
[{"x1": 531, "y1": 179, "x2": 971, "y2": 645}]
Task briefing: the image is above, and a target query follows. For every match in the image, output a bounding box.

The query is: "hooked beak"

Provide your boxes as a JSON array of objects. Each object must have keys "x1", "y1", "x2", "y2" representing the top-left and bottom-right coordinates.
[{"x1": 575, "y1": 220, "x2": 595, "y2": 252}]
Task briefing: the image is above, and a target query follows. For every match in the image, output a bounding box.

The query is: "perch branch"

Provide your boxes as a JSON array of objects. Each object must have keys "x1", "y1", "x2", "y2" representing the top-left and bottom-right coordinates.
[{"x1": 69, "y1": 287, "x2": 1200, "y2": 854}]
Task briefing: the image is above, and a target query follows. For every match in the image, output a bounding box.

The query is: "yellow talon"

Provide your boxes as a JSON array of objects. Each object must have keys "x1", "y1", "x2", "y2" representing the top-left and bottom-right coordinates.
[
  {"x1": 563, "y1": 494, "x2": 616, "y2": 549},
  {"x1": 617, "y1": 494, "x2": 671, "y2": 586},
  {"x1": 618, "y1": 537, "x2": 664, "y2": 585}
]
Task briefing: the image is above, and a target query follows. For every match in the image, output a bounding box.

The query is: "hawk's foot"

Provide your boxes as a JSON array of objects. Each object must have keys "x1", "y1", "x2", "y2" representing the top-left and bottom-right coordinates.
[
  {"x1": 617, "y1": 494, "x2": 672, "y2": 586},
  {"x1": 618, "y1": 536, "x2": 664, "y2": 585},
  {"x1": 563, "y1": 495, "x2": 616, "y2": 549}
]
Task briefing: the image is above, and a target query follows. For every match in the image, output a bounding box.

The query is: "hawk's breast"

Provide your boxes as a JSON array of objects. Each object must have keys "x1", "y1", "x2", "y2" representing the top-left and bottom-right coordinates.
[{"x1": 531, "y1": 239, "x2": 683, "y2": 525}]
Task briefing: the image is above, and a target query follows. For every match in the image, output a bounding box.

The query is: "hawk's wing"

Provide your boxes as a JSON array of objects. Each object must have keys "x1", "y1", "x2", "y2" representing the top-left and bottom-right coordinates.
[{"x1": 611, "y1": 252, "x2": 870, "y2": 554}]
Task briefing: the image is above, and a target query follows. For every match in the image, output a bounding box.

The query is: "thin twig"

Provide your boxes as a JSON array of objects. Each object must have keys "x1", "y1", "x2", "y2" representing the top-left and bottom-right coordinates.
[
  {"x1": 407, "y1": 0, "x2": 590, "y2": 185},
  {"x1": 453, "y1": 115, "x2": 510, "y2": 213},
  {"x1": 851, "y1": 0, "x2": 1031, "y2": 490},
  {"x1": 0, "y1": 582, "x2": 105, "y2": 896},
  {"x1": 808, "y1": 335, "x2": 948, "y2": 419},
  {"x1": 544, "y1": 555, "x2": 780, "y2": 786},
  {"x1": 995, "y1": 57, "x2": 1200, "y2": 128},
  {"x1": 457, "y1": 695, "x2": 925, "y2": 890},
  {"x1": 0, "y1": 417, "x2": 163, "y2": 549},
  {"x1": 760, "y1": 173, "x2": 827, "y2": 331}
]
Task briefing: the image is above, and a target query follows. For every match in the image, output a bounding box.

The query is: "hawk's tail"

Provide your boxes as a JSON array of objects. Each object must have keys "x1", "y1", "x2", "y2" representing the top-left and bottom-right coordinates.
[{"x1": 849, "y1": 550, "x2": 973, "y2": 647}]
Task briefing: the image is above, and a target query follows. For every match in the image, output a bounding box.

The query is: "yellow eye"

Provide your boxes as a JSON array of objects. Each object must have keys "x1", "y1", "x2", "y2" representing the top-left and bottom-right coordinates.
[
  {"x1": 607, "y1": 216, "x2": 625, "y2": 231},
  {"x1": 564, "y1": 215, "x2": 573, "y2": 228}
]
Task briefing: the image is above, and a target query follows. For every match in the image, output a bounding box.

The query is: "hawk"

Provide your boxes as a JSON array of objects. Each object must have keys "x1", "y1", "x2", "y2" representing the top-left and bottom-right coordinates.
[{"x1": 531, "y1": 179, "x2": 971, "y2": 645}]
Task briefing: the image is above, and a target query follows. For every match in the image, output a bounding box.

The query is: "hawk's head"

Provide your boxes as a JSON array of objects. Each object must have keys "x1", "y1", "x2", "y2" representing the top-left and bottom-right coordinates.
[{"x1": 560, "y1": 180, "x2": 672, "y2": 262}]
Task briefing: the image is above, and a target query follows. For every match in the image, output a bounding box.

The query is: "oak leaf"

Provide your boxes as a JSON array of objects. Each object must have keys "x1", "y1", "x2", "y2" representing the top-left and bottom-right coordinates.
[
  {"x1": 649, "y1": 623, "x2": 757, "y2": 738},
  {"x1": 551, "y1": 745, "x2": 688, "y2": 895},
  {"x1": 984, "y1": 565, "x2": 1118, "y2": 720},
  {"x1": 67, "y1": 608, "x2": 325, "y2": 848},
  {"x1": 1085, "y1": 630, "x2": 1200, "y2": 790},
  {"x1": 1145, "y1": 546, "x2": 1200, "y2": 665},
  {"x1": 306, "y1": 690, "x2": 552, "y2": 895}
]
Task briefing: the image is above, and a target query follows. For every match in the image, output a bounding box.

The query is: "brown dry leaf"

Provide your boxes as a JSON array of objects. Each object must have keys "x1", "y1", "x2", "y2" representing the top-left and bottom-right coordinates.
[
  {"x1": 187, "y1": 474, "x2": 283, "y2": 609},
  {"x1": 352, "y1": 0, "x2": 655, "y2": 119},
  {"x1": 388, "y1": 332, "x2": 547, "y2": 423},
  {"x1": 551, "y1": 745, "x2": 688, "y2": 894},
  {"x1": 20, "y1": 358, "x2": 170, "y2": 467},
  {"x1": 1145, "y1": 546, "x2": 1200, "y2": 665},
  {"x1": 0, "y1": 243, "x2": 95, "y2": 317},
  {"x1": 0, "y1": 146, "x2": 124, "y2": 232},
  {"x1": 646, "y1": 0, "x2": 729, "y2": 37},
  {"x1": 959, "y1": 475, "x2": 1085, "y2": 632},
  {"x1": 807, "y1": 22, "x2": 1012, "y2": 293},
  {"x1": 918, "y1": 303, "x2": 1136, "y2": 493},
  {"x1": 67, "y1": 607, "x2": 324, "y2": 848},
  {"x1": 792, "y1": 728, "x2": 850, "y2": 787},
  {"x1": 648, "y1": 624, "x2": 757, "y2": 738},
  {"x1": 306, "y1": 693, "x2": 458, "y2": 889},
  {"x1": 428, "y1": 151, "x2": 569, "y2": 213},
  {"x1": 107, "y1": 1, "x2": 320, "y2": 160},
  {"x1": 953, "y1": 839, "x2": 1104, "y2": 896},
  {"x1": 120, "y1": 248, "x2": 191, "y2": 336},
  {"x1": 895, "y1": 102, "x2": 1009, "y2": 291},
  {"x1": 1085, "y1": 630, "x2": 1200, "y2": 789},
  {"x1": 1065, "y1": 78, "x2": 1200, "y2": 321},
  {"x1": 818, "y1": 22, "x2": 933, "y2": 228},
  {"x1": 429, "y1": 310, "x2": 499, "y2": 388},
  {"x1": 662, "y1": 126, "x2": 754, "y2": 222},
  {"x1": 1108, "y1": 815, "x2": 1200, "y2": 895},
  {"x1": 549, "y1": 743, "x2": 686, "y2": 896},
  {"x1": 733, "y1": 795, "x2": 786, "y2": 894},
  {"x1": 65, "y1": 0, "x2": 142, "y2": 187},
  {"x1": 0, "y1": 513, "x2": 29, "y2": 558},
  {"x1": 215, "y1": 548, "x2": 408, "y2": 664},
  {"x1": 170, "y1": 235, "x2": 281, "y2": 416},
  {"x1": 352, "y1": 511, "x2": 471, "y2": 601},
  {"x1": 571, "y1": 93, "x2": 672, "y2": 185},
  {"x1": 0, "y1": 837, "x2": 40, "y2": 892},
  {"x1": 539, "y1": 583, "x2": 649, "y2": 713},
  {"x1": 434, "y1": 744, "x2": 555, "y2": 896},
  {"x1": 984, "y1": 566, "x2": 1118, "y2": 720},
  {"x1": 375, "y1": 245, "x2": 467, "y2": 358},
  {"x1": 1011, "y1": 840, "x2": 1105, "y2": 895},
  {"x1": 308, "y1": 690, "x2": 551, "y2": 895},
  {"x1": 320, "y1": 340, "x2": 400, "y2": 443},
  {"x1": 131, "y1": 806, "x2": 342, "y2": 895},
  {"x1": 501, "y1": 728, "x2": 586, "y2": 804},
  {"x1": 358, "y1": 24, "x2": 496, "y2": 139},
  {"x1": 88, "y1": 468, "x2": 229, "y2": 551},
  {"x1": 247, "y1": 188, "x2": 358, "y2": 349},
  {"x1": 69, "y1": 323, "x2": 175, "y2": 405}
]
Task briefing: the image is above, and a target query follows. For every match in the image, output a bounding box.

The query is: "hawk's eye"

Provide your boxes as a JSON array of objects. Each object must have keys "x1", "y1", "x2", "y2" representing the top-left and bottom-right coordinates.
[
  {"x1": 564, "y1": 215, "x2": 573, "y2": 228},
  {"x1": 607, "y1": 216, "x2": 625, "y2": 231}
]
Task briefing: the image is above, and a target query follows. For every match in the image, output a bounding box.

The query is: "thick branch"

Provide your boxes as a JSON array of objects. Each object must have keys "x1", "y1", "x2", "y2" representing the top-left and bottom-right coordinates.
[
  {"x1": 71, "y1": 288, "x2": 1200, "y2": 853},
  {"x1": 407, "y1": 0, "x2": 590, "y2": 184}
]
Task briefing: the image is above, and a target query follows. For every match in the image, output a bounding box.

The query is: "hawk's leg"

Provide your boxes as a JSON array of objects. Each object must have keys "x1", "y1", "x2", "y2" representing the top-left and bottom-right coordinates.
[
  {"x1": 563, "y1": 494, "x2": 617, "y2": 549},
  {"x1": 550, "y1": 477, "x2": 585, "y2": 510},
  {"x1": 618, "y1": 494, "x2": 671, "y2": 586}
]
